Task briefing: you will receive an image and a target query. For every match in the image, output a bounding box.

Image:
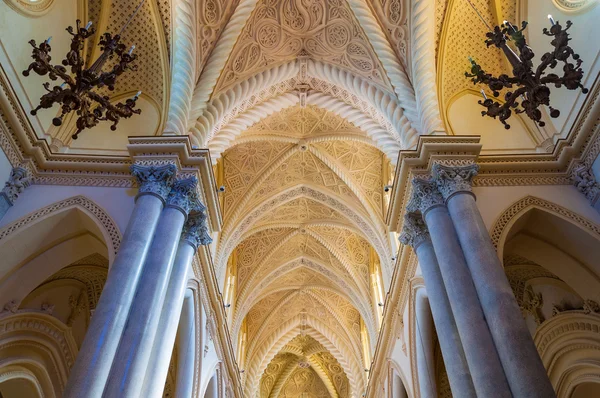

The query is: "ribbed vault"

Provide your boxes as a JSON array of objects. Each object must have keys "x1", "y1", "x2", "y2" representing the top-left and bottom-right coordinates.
[{"x1": 217, "y1": 101, "x2": 392, "y2": 397}]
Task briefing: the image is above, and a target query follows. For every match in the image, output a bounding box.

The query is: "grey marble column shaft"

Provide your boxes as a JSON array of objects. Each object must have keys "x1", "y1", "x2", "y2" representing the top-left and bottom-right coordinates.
[
  {"x1": 415, "y1": 290, "x2": 437, "y2": 398},
  {"x1": 434, "y1": 163, "x2": 556, "y2": 397},
  {"x1": 400, "y1": 213, "x2": 476, "y2": 398},
  {"x1": 409, "y1": 178, "x2": 511, "y2": 397},
  {"x1": 175, "y1": 292, "x2": 197, "y2": 398},
  {"x1": 142, "y1": 211, "x2": 211, "y2": 398},
  {"x1": 103, "y1": 177, "x2": 200, "y2": 398},
  {"x1": 64, "y1": 164, "x2": 176, "y2": 398}
]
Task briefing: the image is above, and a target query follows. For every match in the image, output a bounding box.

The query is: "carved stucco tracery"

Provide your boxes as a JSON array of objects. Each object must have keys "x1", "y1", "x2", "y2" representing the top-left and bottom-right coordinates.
[{"x1": 213, "y1": 0, "x2": 393, "y2": 96}]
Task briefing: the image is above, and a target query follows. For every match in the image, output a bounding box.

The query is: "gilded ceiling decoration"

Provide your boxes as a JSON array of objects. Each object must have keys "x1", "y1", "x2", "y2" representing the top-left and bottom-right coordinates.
[{"x1": 213, "y1": 0, "x2": 393, "y2": 96}]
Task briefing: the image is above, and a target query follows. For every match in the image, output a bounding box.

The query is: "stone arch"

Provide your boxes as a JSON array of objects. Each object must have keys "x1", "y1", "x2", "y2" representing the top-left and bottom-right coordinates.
[
  {"x1": 0, "y1": 196, "x2": 119, "y2": 307},
  {"x1": 0, "y1": 312, "x2": 79, "y2": 397},
  {"x1": 534, "y1": 312, "x2": 600, "y2": 396},
  {"x1": 0, "y1": 365, "x2": 47, "y2": 398},
  {"x1": 388, "y1": 358, "x2": 412, "y2": 398},
  {"x1": 490, "y1": 195, "x2": 600, "y2": 298}
]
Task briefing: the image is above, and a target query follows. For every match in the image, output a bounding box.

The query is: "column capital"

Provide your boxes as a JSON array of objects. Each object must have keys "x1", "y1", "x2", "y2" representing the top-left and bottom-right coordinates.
[
  {"x1": 399, "y1": 212, "x2": 430, "y2": 249},
  {"x1": 182, "y1": 211, "x2": 213, "y2": 250},
  {"x1": 131, "y1": 164, "x2": 177, "y2": 203},
  {"x1": 432, "y1": 163, "x2": 478, "y2": 201},
  {"x1": 1, "y1": 166, "x2": 31, "y2": 205},
  {"x1": 167, "y1": 177, "x2": 200, "y2": 217},
  {"x1": 407, "y1": 178, "x2": 444, "y2": 215}
]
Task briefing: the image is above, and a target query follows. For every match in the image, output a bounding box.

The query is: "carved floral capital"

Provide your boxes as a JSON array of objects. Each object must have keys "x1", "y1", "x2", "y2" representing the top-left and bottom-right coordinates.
[
  {"x1": 182, "y1": 210, "x2": 213, "y2": 250},
  {"x1": 131, "y1": 164, "x2": 177, "y2": 202},
  {"x1": 406, "y1": 178, "x2": 444, "y2": 214},
  {"x1": 572, "y1": 163, "x2": 600, "y2": 204},
  {"x1": 167, "y1": 177, "x2": 200, "y2": 217},
  {"x1": 399, "y1": 212, "x2": 430, "y2": 249},
  {"x1": 432, "y1": 163, "x2": 479, "y2": 201}
]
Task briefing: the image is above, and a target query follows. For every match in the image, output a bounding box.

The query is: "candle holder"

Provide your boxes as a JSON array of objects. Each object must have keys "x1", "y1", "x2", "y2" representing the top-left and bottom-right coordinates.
[
  {"x1": 22, "y1": 1, "x2": 145, "y2": 139},
  {"x1": 465, "y1": 18, "x2": 588, "y2": 129}
]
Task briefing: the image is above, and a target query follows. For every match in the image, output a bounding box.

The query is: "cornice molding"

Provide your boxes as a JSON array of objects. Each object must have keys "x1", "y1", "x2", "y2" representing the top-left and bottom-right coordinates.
[{"x1": 0, "y1": 69, "x2": 223, "y2": 232}]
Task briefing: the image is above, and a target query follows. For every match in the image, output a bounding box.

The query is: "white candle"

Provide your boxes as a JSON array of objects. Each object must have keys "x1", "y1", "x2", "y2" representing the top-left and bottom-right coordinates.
[
  {"x1": 45, "y1": 36, "x2": 52, "y2": 44},
  {"x1": 128, "y1": 45, "x2": 135, "y2": 55},
  {"x1": 468, "y1": 56, "x2": 475, "y2": 65},
  {"x1": 480, "y1": 89, "x2": 488, "y2": 100},
  {"x1": 134, "y1": 90, "x2": 142, "y2": 98},
  {"x1": 548, "y1": 14, "x2": 555, "y2": 26},
  {"x1": 85, "y1": 21, "x2": 92, "y2": 30}
]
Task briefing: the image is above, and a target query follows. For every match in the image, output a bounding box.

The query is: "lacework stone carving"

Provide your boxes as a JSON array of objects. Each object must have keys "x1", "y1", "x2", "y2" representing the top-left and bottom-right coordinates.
[
  {"x1": 166, "y1": 177, "x2": 200, "y2": 216},
  {"x1": 197, "y1": 0, "x2": 241, "y2": 75},
  {"x1": 572, "y1": 162, "x2": 600, "y2": 205},
  {"x1": 214, "y1": 0, "x2": 391, "y2": 95},
  {"x1": 521, "y1": 285, "x2": 544, "y2": 326},
  {"x1": 131, "y1": 164, "x2": 177, "y2": 202},
  {"x1": 368, "y1": 0, "x2": 408, "y2": 66},
  {"x1": 399, "y1": 212, "x2": 430, "y2": 249},
  {"x1": 432, "y1": 163, "x2": 478, "y2": 201},
  {"x1": 406, "y1": 178, "x2": 444, "y2": 214},
  {"x1": 1, "y1": 167, "x2": 31, "y2": 205},
  {"x1": 182, "y1": 210, "x2": 213, "y2": 249}
]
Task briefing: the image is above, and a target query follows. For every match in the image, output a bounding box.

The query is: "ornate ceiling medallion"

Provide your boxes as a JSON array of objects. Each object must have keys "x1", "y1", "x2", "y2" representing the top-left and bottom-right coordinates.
[{"x1": 552, "y1": 0, "x2": 598, "y2": 14}]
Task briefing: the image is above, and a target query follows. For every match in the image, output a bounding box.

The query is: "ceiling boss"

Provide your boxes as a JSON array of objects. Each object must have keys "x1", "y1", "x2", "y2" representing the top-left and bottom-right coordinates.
[
  {"x1": 464, "y1": 0, "x2": 588, "y2": 129},
  {"x1": 22, "y1": 0, "x2": 146, "y2": 139}
]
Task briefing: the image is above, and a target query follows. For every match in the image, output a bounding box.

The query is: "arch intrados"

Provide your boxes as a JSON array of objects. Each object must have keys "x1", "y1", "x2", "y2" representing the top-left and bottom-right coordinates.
[
  {"x1": 0, "y1": 362, "x2": 54, "y2": 398},
  {"x1": 491, "y1": 196, "x2": 600, "y2": 261},
  {"x1": 228, "y1": 132, "x2": 379, "y2": 153}
]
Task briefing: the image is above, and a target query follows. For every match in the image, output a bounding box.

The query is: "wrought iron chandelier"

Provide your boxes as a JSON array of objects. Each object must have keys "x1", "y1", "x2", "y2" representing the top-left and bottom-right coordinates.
[
  {"x1": 465, "y1": 2, "x2": 588, "y2": 129},
  {"x1": 22, "y1": 0, "x2": 145, "y2": 139}
]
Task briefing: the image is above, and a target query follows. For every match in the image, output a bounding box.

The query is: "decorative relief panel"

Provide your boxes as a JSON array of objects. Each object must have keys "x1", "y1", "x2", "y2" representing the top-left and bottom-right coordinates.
[
  {"x1": 308, "y1": 225, "x2": 370, "y2": 282},
  {"x1": 214, "y1": 0, "x2": 392, "y2": 95},
  {"x1": 253, "y1": 197, "x2": 348, "y2": 226},
  {"x1": 223, "y1": 141, "x2": 292, "y2": 217},
  {"x1": 439, "y1": 0, "x2": 506, "y2": 105},
  {"x1": 312, "y1": 350, "x2": 351, "y2": 397},
  {"x1": 241, "y1": 105, "x2": 366, "y2": 139},
  {"x1": 280, "y1": 367, "x2": 331, "y2": 398},
  {"x1": 104, "y1": 0, "x2": 166, "y2": 106},
  {"x1": 368, "y1": 0, "x2": 409, "y2": 67},
  {"x1": 260, "y1": 352, "x2": 298, "y2": 397},
  {"x1": 197, "y1": 0, "x2": 241, "y2": 76},
  {"x1": 314, "y1": 140, "x2": 384, "y2": 213}
]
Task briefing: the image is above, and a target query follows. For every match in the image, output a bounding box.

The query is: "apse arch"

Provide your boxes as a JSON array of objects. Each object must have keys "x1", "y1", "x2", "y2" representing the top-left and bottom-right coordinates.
[{"x1": 0, "y1": 365, "x2": 46, "y2": 398}]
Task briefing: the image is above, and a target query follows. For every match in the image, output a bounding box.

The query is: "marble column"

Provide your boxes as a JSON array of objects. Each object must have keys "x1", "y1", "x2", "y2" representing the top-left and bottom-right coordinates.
[
  {"x1": 433, "y1": 163, "x2": 556, "y2": 397},
  {"x1": 64, "y1": 164, "x2": 176, "y2": 398},
  {"x1": 175, "y1": 292, "x2": 197, "y2": 398},
  {"x1": 103, "y1": 177, "x2": 199, "y2": 398},
  {"x1": 142, "y1": 210, "x2": 212, "y2": 398},
  {"x1": 400, "y1": 213, "x2": 476, "y2": 398},
  {"x1": 414, "y1": 290, "x2": 437, "y2": 398},
  {"x1": 409, "y1": 178, "x2": 511, "y2": 398}
]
